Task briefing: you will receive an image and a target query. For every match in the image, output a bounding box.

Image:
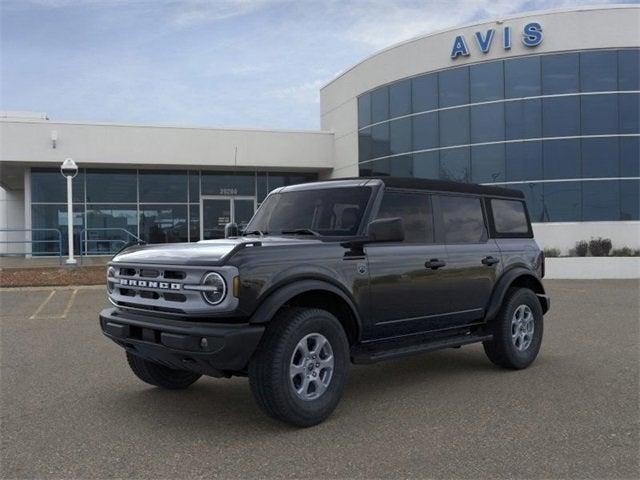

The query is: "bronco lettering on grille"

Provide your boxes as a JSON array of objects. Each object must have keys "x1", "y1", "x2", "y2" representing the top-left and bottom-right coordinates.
[{"x1": 119, "y1": 279, "x2": 181, "y2": 290}]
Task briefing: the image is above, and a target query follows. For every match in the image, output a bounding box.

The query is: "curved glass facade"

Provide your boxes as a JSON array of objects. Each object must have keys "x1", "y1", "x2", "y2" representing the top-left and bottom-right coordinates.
[{"x1": 357, "y1": 48, "x2": 640, "y2": 222}]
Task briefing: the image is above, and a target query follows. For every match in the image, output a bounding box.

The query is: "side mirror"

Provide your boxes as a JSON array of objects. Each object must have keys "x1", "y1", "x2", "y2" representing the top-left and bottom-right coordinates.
[
  {"x1": 224, "y1": 222, "x2": 239, "y2": 238},
  {"x1": 366, "y1": 217, "x2": 404, "y2": 243}
]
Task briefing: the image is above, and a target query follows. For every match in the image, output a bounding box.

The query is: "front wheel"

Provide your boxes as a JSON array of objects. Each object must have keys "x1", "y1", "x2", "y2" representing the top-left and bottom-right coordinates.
[
  {"x1": 483, "y1": 288, "x2": 544, "y2": 369},
  {"x1": 248, "y1": 308, "x2": 350, "y2": 427}
]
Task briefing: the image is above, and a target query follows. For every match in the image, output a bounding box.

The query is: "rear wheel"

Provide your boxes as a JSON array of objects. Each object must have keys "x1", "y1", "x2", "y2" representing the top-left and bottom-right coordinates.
[
  {"x1": 126, "y1": 352, "x2": 202, "y2": 389},
  {"x1": 249, "y1": 307, "x2": 349, "y2": 427},
  {"x1": 483, "y1": 288, "x2": 543, "y2": 369}
]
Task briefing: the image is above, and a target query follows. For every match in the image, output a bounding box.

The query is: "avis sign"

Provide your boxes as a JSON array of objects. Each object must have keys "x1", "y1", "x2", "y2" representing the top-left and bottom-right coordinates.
[{"x1": 450, "y1": 22, "x2": 543, "y2": 59}]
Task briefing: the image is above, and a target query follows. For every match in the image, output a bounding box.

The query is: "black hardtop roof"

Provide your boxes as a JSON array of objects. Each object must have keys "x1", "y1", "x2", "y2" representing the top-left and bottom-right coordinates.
[{"x1": 280, "y1": 177, "x2": 524, "y2": 199}]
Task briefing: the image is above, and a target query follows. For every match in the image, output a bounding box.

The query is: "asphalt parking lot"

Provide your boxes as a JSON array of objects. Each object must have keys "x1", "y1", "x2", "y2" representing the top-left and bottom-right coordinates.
[{"x1": 1, "y1": 280, "x2": 638, "y2": 479}]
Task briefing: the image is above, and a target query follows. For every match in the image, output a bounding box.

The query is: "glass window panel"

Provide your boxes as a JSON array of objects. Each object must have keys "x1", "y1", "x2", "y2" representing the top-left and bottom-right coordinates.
[
  {"x1": 439, "y1": 67, "x2": 469, "y2": 108},
  {"x1": 542, "y1": 96, "x2": 580, "y2": 137},
  {"x1": 470, "y1": 61, "x2": 504, "y2": 102},
  {"x1": 506, "y1": 142, "x2": 543, "y2": 182},
  {"x1": 491, "y1": 199, "x2": 529, "y2": 234},
  {"x1": 543, "y1": 182, "x2": 581, "y2": 222},
  {"x1": 505, "y1": 56, "x2": 541, "y2": 98},
  {"x1": 376, "y1": 191, "x2": 434, "y2": 243},
  {"x1": 620, "y1": 179, "x2": 640, "y2": 220},
  {"x1": 371, "y1": 123, "x2": 390, "y2": 158},
  {"x1": 510, "y1": 182, "x2": 544, "y2": 223},
  {"x1": 440, "y1": 195, "x2": 486, "y2": 243},
  {"x1": 257, "y1": 173, "x2": 269, "y2": 202},
  {"x1": 31, "y1": 168, "x2": 85, "y2": 203},
  {"x1": 580, "y1": 51, "x2": 617, "y2": 92},
  {"x1": 267, "y1": 173, "x2": 316, "y2": 192},
  {"x1": 541, "y1": 53, "x2": 579, "y2": 94},
  {"x1": 359, "y1": 128, "x2": 373, "y2": 162},
  {"x1": 31, "y1": 204, "x2": 84, "y2": 255},
  {"x1": 505, "y1": 98, "x2": 542, "y2": 140},
  {"x1": 619, "y1": 49, "x2": 640, "y2": 91},
  {"x1": 189, "y1": 205, "x2": 200, "y2": 241},
  {"x1": 371, "y1": 87, "x2": 389, "y2": 123},
  {"x1": 139, "y1": 170, "x2": 188, "y2": 203},
  {"x1": 412, "y1": 112, "x2": 438, "y2": 151},
  {"x1": 621, "y1": 137, "x2": 640, "y2": 177},
  {"x1": 389, "y1": 155, "x2": 413, "y2": 177},
  {"x1": 86, "y1": 169, "x2": 136, "y2": 203},
  {"x1": 85, "y1": 205, "x2": 138, "y2": 254},
  {"x1": 359, "y1": 164, "x2": 373, "y2": 177},
  {"x1": 471, "y1": 144, "x2": 505, "y2": 183},
  {"x1": 582, "y1": 138, "x2": 619, "y2": 178},
  {"x1": 189, "y1": 171, "x2": 200, "y2": 203},
  {"x1": 201, "y1": 172, "x2": 255, "y2": 196},
  {"x1": 358, "y1": 93, "x2": 371, "y2": 128},
  {"x1": 543, "y1": 139, "x2": 581, "y2": 180},
  {"x1": 139, "y1": 205, "x2": 188, "y2": 244},
  {"x1": 619, "y1": 93, "x2": 640, "y2": 134},
  {"x1": 470, "y1": 103, "x2": 504, "y2": 143},
  {"x1": 583, "y1": 180, "x2": 620, "y2": 221},
  {"x1": 389, "y1": 117, "x2": 411, "y2": 155},
  {"x1": 389, "y1": 79, "x2": 411, "y2": 118},
  {"x1": 369, "y1": 158, "x2": 390, "y2": 176},
  {"x1": 440, "y1": 147, "x2": 470, "y2": 182},
  {"x1": 412, "y1": 73, "x2": 438, "y2": 113},
  {"x1": 581, "y1": 94, "x2": 618, "y2": 135},
  {"x1": 439, "y1": 108, "x2": 469, "y2": 147},
  {"x1": 413, "y1": 151, "x2": 439, "y2": 179}
]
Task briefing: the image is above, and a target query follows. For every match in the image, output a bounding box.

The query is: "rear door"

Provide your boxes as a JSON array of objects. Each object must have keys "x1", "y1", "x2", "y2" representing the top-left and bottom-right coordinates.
[{"x1": 435, "y1": 194, "x2": 501, "y2": 325}]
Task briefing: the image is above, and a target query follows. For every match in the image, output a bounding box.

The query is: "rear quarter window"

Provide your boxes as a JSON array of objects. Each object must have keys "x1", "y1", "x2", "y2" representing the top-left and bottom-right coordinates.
[{"x1": 490, "y1": 199, "x2": 531, "y2": 236}]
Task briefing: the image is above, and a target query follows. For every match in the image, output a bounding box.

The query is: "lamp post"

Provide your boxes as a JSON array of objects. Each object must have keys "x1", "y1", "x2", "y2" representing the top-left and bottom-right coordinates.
[{"x1": 60, "y1": 158, "x2": 78, "y2": 265}]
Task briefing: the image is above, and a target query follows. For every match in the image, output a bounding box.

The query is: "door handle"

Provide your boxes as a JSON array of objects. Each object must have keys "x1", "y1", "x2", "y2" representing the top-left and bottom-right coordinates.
[
  {"x1": 482, "y1": 256, "x2": 500, "y2": 266},
  {"x1": 425, "y1": 259, "x2": 446, "y2": 270}
]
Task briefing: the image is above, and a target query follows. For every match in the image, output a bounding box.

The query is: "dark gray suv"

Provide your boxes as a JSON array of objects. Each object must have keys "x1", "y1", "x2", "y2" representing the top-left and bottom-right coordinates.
[{"x1": 100, "y1": 178, "x2": 550, "y2": 426}]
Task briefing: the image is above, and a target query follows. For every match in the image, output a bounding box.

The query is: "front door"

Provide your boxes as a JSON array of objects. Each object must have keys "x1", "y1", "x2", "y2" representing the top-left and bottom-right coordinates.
[{"x1": 200, "y1": 196, "x2": 256, "y2": 240}]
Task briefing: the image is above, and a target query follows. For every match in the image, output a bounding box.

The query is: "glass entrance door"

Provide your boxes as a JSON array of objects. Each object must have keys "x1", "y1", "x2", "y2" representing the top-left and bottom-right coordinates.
[{"x1": 200, "y1": 196, "x2": 256, "y2": 240}]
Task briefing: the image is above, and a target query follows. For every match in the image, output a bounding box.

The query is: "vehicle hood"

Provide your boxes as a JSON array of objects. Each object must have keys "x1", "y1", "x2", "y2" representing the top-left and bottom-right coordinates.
[{"x1": 111, "y1": 236, "x2": 324, "y2": 266}]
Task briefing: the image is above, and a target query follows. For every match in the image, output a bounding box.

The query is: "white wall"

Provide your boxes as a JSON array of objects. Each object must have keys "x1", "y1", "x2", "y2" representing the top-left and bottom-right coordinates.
[
  {"x1": 545, "y1": 257, "x2": 640, "y2": 279},
  {"x1": 533, "y1": 221, "x2": 640, "y2": 255},
  {"x1": 0, "y1": 186, "x2": 25, "y2": 254}
]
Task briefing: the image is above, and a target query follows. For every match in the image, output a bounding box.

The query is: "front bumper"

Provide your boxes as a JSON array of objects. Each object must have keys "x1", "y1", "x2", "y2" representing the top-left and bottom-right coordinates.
[{"x1": 99, "y1": 307, "x2": 264, "y2": 376}]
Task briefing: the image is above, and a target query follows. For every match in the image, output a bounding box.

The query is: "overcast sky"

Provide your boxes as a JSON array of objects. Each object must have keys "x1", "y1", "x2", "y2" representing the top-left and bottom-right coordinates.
[{"x1": 1, "y1": 0, "x2": 635, "y2": 129}]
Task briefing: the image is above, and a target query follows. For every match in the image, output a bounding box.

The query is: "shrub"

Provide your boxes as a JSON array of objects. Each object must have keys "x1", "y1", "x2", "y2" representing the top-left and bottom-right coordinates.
[
  {"x1": 610, "y1": 247, "x2": 640, "y2": 257},
  {"x1": 589, "y1": 237, "x2": 612, "y2": 257},
  {"x1": 544, "y1": 247, "x2": 561, "y2": 257},
  {"x1": 574, "y1": 240, "x2": 589, "y2": 257}
]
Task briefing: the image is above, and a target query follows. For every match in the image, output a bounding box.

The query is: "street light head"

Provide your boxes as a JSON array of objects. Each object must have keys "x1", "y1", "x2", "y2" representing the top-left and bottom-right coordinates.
[{"x1": 60, "y1": 158, "x2": 78, "y2": 178}]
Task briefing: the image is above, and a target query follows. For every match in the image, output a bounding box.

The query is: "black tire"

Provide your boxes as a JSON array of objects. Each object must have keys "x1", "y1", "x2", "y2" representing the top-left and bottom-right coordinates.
[
  {"x1": 126, "y1": 352, "x2": 202, "y2": 389},
  {"x1": 248, "y1": 307, "x2": 350, "y2": 427},
  {"x1": 483, "y1": 288, "x2": 544, "y2": 369}
]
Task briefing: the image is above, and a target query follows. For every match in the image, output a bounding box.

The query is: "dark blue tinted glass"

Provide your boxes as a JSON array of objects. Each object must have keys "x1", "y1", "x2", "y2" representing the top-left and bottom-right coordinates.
[
  {"x1": 257, "y1": 173, "x2": 268, "y2": 202},
  {"x1": 470, "y1": 103, "x2": 504, "y2": 143},
  {"x1": 470, "y1": 61, "x2": 504, "y2": 102},
  {"x1": 389, "y1": 117, "x2": 412, "y2": 155},
  {"x1": 439, "y1": 108, "x2": 469, "y2": 147},
  {"x1": 543, "y1": 181, "x2": 581, "y2": 221},
  {"x1": 439, "y1": 67, "x2": 469, "y2": 107},
  {"x1": 620, "y1": 179, "x2": 640, "y2": 220},
  {"x1": 358, "y1": 94, "x2": 371, "y2": 128},
  {"x1": 583, "y1": 181, "x2": 620, "y2": 221},
  {"x1": 619, "y1": 49, "x2": 640, "y2": 90},
  {"x1": 413, "y1": 151, "x2": 439, "y2": 179},
  {"x1": 581, "y1": 94, "x2": 618, "y2": 135},
  {"x1": 471, "y1": 144, "x2": 505, "y2": 183},
  {"x1": 201, "y1": 172, "x2": 255, "y2": 196},
  {"x1": 189, "y1": 205, "x2": 199, "y2": 242},
  {"x1": 543, "y1": 139, "x2": 580, "y2": 180},
  {"x1": 580, "y1": 51, "x2": 617, "y2": 92},
  {"x1": 510, "y1": 183, "x2": 543, "y2": 222},
  {"x1": 139, "y1": 205, "x2": 188, "y2": 243},
  {"x1": 542, "y1": 96, "x2": 580, "y2": 137},
  {"x1": 619, "y1": 93, "x2": 640, "y2": 134},
  {"x1": 541, "y1": 53, "x2": 579, "y2": 94},
  {"x1": 359, "y1": 164, "x2": 373, "y2": 177},
  {"x1": 506, "y1": 141, "x2": 543, "y2": 181},
  {"x1": 505, "y1": 56, "x2": 541, "y2": 98},
  {"x1": 86, "y1": 205, "x2": 138, "y2": 254},
  {"x1": 31, "y1": 168, "x2": 85, "y2": 203},
  {"x1": 140, "y1": 170, "x2": 188, "y2": 203},
  {"x1": 582, "y1": 138, "x2": 619, "y2": 178},
  {"x1": 371, "y1": 87, "x2": 389, "y2": 123},
  {"x1": 389, "y1": 155, "x2": 413, "y2": 176},
  {"x1": 31, "y1": 204, "x2": 84, "y2": 255},
  {"x1": 86, "y1": 169, "x2": 136, "y2": 203},
  {"x1": 369, "y1": 158, "x2": 391, "y2": 176},
  {"x1": 390, "y1": 79, "x2": 411, "y2": 117},
  {"x1": 505, "y1": 99, "x2": 542, "y2": 140},
  {"x1": 412, "y1": 74, "x2": 438, "y2": 112},
  {"x1": 266, "y1": 173, "x2": 316, "y2": 193},
  {"x1": 188, "y1": 171, "x2": 199, "y2": 203},
  {"x1": 440, "y1": 147, "x2": 470, "y2": 182},
  {"x1": 621, "y1": 137, "x2": 640, "y2": 177},
  {"x1": 412, "y1": 112, "x2": 439, "y2": 151},
  {"x1": 359, "y1": 128, "x2": 372, "y2": 162},
  {"x1": 371, "y1": 123, "x2": 390, "y2": 158}
]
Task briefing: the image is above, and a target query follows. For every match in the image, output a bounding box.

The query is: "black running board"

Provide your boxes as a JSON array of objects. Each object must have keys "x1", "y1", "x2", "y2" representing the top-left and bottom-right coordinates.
[{"x1": 351, "y1": 333, "x2": 493, "y2": 364}]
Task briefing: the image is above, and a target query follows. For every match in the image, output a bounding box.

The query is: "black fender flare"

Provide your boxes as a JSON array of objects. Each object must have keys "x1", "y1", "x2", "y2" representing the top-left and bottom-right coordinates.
[
  {"x1": 248, "y1": 278, "x2": 363, "y2": 338},
  {"x1": 485, "y1": 268, "x2": 548, "y2": 322}
]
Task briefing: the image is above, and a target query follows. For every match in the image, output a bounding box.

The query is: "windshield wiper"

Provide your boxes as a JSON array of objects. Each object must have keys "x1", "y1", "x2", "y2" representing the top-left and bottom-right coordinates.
[
  {"x1": 281, "y1": 228, "x2": 321, "y2": 237},
  {"x1": 243, "y1": 230, "x2": 267, "y2": 236}
]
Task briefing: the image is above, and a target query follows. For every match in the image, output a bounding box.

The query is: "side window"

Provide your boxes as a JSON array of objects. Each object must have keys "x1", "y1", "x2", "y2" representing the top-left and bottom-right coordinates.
[
  {"x1": 376, "y1": 191, "x2": 434, "y2": 243},
  {"x1": 439, "y1": 195, "x2": 486, "y2": 243},
  {"x1": 491, "y1": 199, "x2": 530, "y2": 235}
]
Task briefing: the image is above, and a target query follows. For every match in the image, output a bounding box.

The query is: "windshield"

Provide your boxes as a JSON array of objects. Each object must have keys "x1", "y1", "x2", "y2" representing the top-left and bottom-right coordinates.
[{"x1": 245, "y1": 187, "x2": 373, "y2": 237}]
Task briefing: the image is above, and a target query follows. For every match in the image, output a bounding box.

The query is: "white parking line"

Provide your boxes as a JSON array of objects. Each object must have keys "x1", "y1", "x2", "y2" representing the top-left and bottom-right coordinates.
[
  {"x1": 29, "y1": 290, "x2": 56, "y2": 319},
  {"x1": 28, "y1": 288, "x2": 80, "y2": 320}
]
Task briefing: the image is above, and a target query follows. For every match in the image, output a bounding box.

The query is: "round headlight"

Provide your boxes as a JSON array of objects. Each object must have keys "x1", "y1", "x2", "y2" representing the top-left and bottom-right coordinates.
[
  {"x1": 201, "y1": 272, "x2": 226, "y2": 305},
  {"x1": 107, "y1": 266, "x2": 116, "y2": 294}
]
